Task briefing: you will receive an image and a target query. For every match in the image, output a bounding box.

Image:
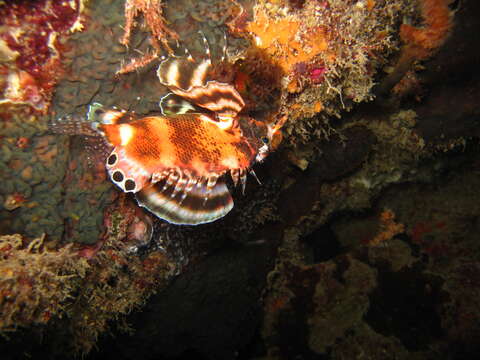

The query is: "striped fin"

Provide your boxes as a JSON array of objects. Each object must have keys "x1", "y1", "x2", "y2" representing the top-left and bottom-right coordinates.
[
  {"x1": 168, "y1": 81, "x2": 245, "y2": 118},
  {"x1": 157, "y1": 57, "x2": 244, "y2": 117},
  {"x1": 159, "y1": 93, "x2": 201, "y2": 115},
  {"x1": 157, "y1": 57, "x2": 211, "y2": 91},
  {"x1": 135, "y1": 177, "x2": 234, "y2": 225}
]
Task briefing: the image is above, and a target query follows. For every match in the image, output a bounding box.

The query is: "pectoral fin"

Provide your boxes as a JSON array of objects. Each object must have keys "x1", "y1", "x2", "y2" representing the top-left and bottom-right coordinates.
[{"x1": 135, "y1": 177, "x2": 234, "y2": 225}]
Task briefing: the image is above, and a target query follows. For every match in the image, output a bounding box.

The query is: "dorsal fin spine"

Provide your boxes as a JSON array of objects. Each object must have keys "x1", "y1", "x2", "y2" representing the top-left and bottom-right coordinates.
[{"x1": 239, "y1": 169, "x2": 247, "y2": 195}]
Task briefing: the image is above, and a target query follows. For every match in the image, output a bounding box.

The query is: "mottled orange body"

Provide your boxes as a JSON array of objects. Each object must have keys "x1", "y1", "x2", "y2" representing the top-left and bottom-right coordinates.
[{"x1": 101, "y1": 114, "x2": 256, "y2": 178}]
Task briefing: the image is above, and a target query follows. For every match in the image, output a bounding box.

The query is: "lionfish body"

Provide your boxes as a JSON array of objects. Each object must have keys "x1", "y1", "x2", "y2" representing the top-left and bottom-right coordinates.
[{"x1": 53, "y1": 43, "x2": 276, "y2": 225}]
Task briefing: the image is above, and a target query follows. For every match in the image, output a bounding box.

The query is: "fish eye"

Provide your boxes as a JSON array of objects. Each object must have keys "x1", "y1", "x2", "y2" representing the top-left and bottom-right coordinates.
[{"x1": 261, "y1": 136, "x2": 269, "y2": 144}]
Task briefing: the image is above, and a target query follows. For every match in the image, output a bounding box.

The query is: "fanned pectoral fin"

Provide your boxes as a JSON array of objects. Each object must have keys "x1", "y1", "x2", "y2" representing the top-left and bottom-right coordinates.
[{"x1": 135, "y1": 178, "x2": 234, "y2": 225}]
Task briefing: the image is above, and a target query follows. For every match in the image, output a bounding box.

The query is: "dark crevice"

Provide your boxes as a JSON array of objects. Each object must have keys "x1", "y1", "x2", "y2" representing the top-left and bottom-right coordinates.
[{"x1": 365, "y1": 265, "x2": 446, "y2": 351}]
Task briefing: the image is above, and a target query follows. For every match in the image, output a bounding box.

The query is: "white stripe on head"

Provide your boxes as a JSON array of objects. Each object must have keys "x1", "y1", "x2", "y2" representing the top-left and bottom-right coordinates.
[{"x1": 119, "y1": 124, "x2": 134, "y2": 146}]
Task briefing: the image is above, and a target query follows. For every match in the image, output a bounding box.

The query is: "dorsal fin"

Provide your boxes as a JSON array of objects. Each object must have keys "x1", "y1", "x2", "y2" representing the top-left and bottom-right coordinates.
[
  {"x1": 159, "y1": 93, "x2": 203, "y2": 115},
  {"x1": 158, "y1": 57, "x2": 211, "y2": 91},
  {"x1": 168, "y1": 81, "x2": 245, "y2": 118},
  {"x1": 157, "y1": 57, "x2": 245, "y2": 118}
]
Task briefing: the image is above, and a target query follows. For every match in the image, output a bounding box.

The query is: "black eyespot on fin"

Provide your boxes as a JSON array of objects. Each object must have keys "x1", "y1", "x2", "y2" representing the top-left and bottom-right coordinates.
[
  {"x1": 112, "y1": 170, "x2": 124, "y2": 182},
  {"x1": 125, "y1": 179, "x2": 136, "y2": 191},
  {"x1": 107, "y1": 153, "x2": 117, "y2": 166}
]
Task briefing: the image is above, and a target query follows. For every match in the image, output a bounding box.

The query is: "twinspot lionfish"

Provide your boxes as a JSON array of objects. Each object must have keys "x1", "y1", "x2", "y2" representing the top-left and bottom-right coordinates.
[{"x1": 52, "y1": 36, "x2": 283, "y2": 225}]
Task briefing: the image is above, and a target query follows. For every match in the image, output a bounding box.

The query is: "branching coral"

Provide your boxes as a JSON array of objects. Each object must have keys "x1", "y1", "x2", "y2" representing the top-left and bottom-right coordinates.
[
  {"x1": 118, "y1": 0, "x2": 179, "y2": 74},
  {"x1": 121, "y1": 0, "x2": 179, "y2": 49}
]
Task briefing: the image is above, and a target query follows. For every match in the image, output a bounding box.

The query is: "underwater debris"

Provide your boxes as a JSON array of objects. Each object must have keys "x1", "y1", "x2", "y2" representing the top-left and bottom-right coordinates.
[{"x1": 0, "y1": 0, "x2": 89, "y2": 113}]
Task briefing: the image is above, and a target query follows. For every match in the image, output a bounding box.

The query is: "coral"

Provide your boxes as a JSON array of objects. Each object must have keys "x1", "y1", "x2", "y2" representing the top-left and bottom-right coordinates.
[
  {"x1": 377, "y1": 0, "x2": 453, "y2": 96},
  {"x1": 0, "y1": 100, "x2": 113, "y2": 243},
  {"x1": 0, "y1": 198, "x2": 177, "y2": 354},
  {"x1": 0, "y1": 1, "x2": 473, "y2": 358},
  {"x1": 0, "y1": 233, "x2": 89, "y2": 331},
  {"x1": 245, "y1": 4, "x2": 329, "y2": 74},
  {"x1": 0, "y1": 106, "x2": 69, "y2": 240},
  {"x1": 65, "y1": 200, "x2": 176, "y2": 354},
  {"x1": 261, "y1": 227, "x2": 378, "y2": 357},
  {"x1": 400, "y1": 0, "x2": 452, "y2": 59},
  {"x1": 121, "y1": 0, "x2": 178, "y2": 50},
  {"x1": 366, "y1": 208, "x2": 405, "y2": 247},
  {"x1": 0, "y1": 0, "x2": 89, "y2": 113},
  {"x1": 235, "y1": 0, "x2": 415, "y2": 145},
  {"x1": 391, "y1": 69, "x2": 424, "y2": 99}
]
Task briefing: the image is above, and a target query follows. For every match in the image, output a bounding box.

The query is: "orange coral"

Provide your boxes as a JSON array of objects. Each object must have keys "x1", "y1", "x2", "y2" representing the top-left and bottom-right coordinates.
[
  {"x1": 16, "y1": 136, "x2": 30, "y2": 149},
  {"x1": 376, "y1": 0, "x2": 452, "y2": 96},
  {"x1": 400, "y1": 0, "x2": 452, "y2": 59},
  {"x1": 246, "y1": 7, "x2": 329, "y2": 74},
  {"x1": 368, "y1": 209, "x2": 405, "y2": 247},
  {"x1": 366, "y1": 0, "x2": 376, "y2": 11}
]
